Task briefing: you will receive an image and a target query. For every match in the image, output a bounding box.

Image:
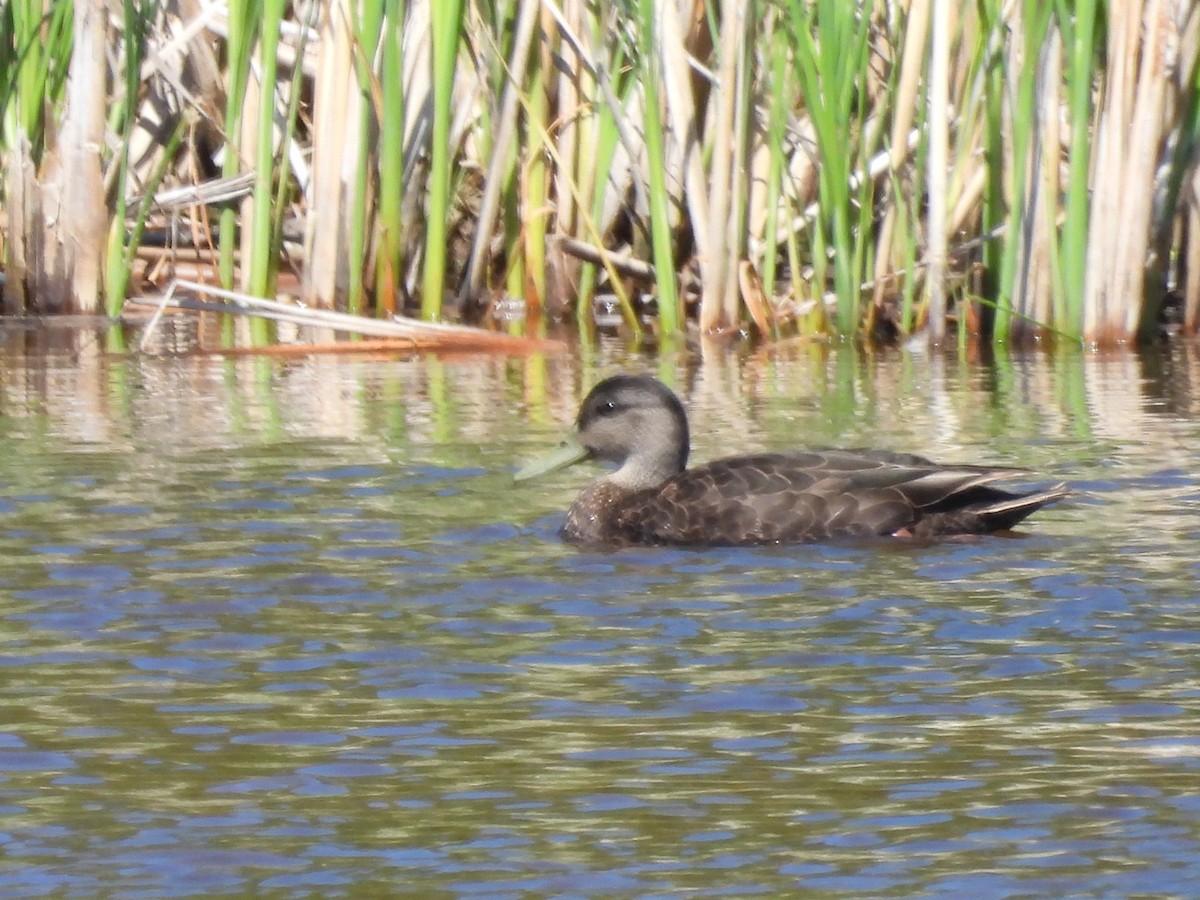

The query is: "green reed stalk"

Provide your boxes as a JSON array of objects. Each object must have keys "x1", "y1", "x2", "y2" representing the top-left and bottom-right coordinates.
[
  {"x1": 421, "y1": 0, "x2": 466, "y2": 320},
  {"x1": 348, "y1": 0, "x2": 385, "y2": 317},
  {"x1": 107, "y1": 117, "x2": 187, "y2": 316},
  {"x1": 553, "y1": 1, "x2": 586, "y2": 267},
  {"x1": 504, "y1": 147, "x2": 524, "y2": 305},
  {"x1": 926, "y1": 0, "x2": 951, "y2": 343},
  {"x1": 636, "y1": 0, "x2": 682, "y2": 333},
  {"x1": 375, "y1": 0, "x2": 406, "y2": 316},
  {"x1": 524, "y1": 34, "x2": 550, "y2": 313},
  {"x1": 573, "y1": 120, "x2": 624, "y2": 316},
  {"x1": 517, "y1": 79, "x2": 641, "y2": 337},
  {"x1": 265, "y1": 12, "x2": 308, "y2": 310},
  {"x1": 2, "y1": 0, "x2": 71, "y2": 152},
  {"x1": 103, "y1": 0, "x2": 147, "y2": 317},
  {"x1": 1, "y1": 0, "x2": 72, "y2": 312},
  {"x1": 576, "y1": 61, "x2": 628, "y2": 321},
  {"x1": 893, "y1": 178, "x2": 920, "y2": 335},
  {"x1": 246, "y1": 0, "x2": 286, "y2": 303},
  {"x1": 219, "y1": 0, "x2": 254, "y2": 313},
  {"x1": 1, "y1": 0, "x2": 40, "y2": 142},
  {"x1": 946, "y1": 12, "x2": 993, "y2": 340},
  {"x1": 569, "y1": 0, "x2": 636, "y2": 325},
  {"x1": 788, "y1": 0, "x2": 875, "y2": 337},
  {"x1": 1057, "y1": 0, "x2": 1097, "y2": 335},
  {"x1": 455, "y1": 0, "x2": 532, "y2": 311},
  {"x1": 991, "y1": 0, "x2": 1052, "y2": 343},
  {"x1": 219, "y1": 2, "x2": 254, "y2": 278},
  {"x1": 760, "y1": 27, "x2": 792, "y2": 321},
  {"x1": 975, "y1": 0, "x2": 1006, "y2": 338}
]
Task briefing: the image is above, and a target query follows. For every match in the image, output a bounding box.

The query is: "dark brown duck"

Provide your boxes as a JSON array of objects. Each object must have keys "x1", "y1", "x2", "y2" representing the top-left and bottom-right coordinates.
[{"x1": 516, "y1": 374, "x2": 1070, "y2": 547}]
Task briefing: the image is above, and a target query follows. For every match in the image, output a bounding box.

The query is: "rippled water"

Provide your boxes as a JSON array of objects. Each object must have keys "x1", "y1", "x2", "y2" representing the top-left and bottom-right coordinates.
[{"x1": 2, "y1": 331, "x2": 1199, "y2": 896}]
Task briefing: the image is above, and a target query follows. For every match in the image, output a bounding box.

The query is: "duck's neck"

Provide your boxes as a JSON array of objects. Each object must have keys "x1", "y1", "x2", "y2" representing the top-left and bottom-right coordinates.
[
  {"x1": 606, "y1": 419, "x2": 688, "y2": 490},
  {"x1": 607, "y1": 455, "x2": 680, "y2": 490}
]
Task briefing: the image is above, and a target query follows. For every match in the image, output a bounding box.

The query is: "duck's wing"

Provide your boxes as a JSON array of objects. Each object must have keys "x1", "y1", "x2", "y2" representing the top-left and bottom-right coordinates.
[{"x1": 613, "y1": 451, "x2": 1067, "y2": 545}]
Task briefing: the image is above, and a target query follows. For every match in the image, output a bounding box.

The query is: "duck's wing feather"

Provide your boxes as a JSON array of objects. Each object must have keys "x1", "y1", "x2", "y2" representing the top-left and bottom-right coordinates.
[{"x1": 613, "y1": 451, "x2": 1066, "y2": 545}]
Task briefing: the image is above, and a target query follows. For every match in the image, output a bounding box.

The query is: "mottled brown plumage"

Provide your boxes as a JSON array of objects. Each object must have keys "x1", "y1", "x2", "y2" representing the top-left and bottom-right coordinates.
[{"x1": 517, "y1": 374, "x2": 1070, "y2": 547}]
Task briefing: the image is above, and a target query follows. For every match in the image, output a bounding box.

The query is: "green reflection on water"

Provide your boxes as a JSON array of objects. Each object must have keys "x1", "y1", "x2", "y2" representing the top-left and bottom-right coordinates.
[{"x1": 0, "y1": 338, "x2": 1198, "y2": 893}]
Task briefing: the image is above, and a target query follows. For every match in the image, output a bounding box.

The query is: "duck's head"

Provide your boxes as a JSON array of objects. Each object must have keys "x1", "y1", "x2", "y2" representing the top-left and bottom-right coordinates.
[{"x1": 515, "y1": 374, "x2": 690, "y2": 489}]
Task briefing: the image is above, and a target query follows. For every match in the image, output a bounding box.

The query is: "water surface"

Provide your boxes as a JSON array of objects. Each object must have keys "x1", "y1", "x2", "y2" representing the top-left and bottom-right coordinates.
[{"x1": 1, "y1": 332, "x2": 1198, "y2": 896}]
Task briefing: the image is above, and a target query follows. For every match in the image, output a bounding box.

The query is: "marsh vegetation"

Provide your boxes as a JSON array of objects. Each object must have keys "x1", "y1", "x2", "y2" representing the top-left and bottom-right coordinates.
[{"x1": 2, "y1": 0, "x2": 1199, "y2": 347}]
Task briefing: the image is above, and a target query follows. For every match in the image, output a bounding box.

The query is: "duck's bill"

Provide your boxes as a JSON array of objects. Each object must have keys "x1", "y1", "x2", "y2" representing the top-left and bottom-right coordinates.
[{"x1": 514, "y1": 435, "x2": 590, "y2": 481}]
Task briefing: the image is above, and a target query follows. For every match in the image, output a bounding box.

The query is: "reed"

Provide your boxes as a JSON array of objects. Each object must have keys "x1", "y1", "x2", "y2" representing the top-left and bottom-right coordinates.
[
  {"x1": 571, "y1": 19, "x2": 629, "y2": 327},
  {"x1": 636, "y1": 0, "x2": 683, "y2": 334},
  {"x1": 1058, "y1": 0, "x2": 1097, "y2": 334},
  {"x1": 104, "y1": 0, "x2": 150, "y2": 318},
  {"x1": 420, "y1": 0, "x2": 466, "y2": 321},
  {"x1": 786, "y1": 0, "x2": 879, "y2": 337},
  {"x1": 374, "y1": 0, "x2": 406, "y2": 316},
  {"x1": 1, "y1": 0, "x2": 1198, "y2": 350},
  {"x1": 346, "y1": 0, "x2": 384, "y2": 317},
  {"x1": 220, "y1": 0, "x2": 255, "y2": 300},
  {"x1": 1, "y1": 0, "x2": 96, "y2": 313},
  {"x1": 758, "y1": 24, "x2": 792, "y2": 325}
]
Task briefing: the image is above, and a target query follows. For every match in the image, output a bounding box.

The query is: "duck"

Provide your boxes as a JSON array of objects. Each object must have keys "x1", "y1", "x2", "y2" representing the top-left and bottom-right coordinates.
[{"x1": 515, "y1": 373, "x2": 1070, "y2": 547}]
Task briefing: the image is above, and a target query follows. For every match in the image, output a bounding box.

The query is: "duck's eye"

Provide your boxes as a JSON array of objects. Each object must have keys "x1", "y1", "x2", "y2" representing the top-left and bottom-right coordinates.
[{"x1": 588, "y1": 398, "x2": 619, "y2": 419}]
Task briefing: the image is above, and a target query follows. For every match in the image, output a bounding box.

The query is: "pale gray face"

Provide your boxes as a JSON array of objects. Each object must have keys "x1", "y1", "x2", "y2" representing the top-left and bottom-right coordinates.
[{"x1": 575, "y1": 375, "x2": 690, "y2": 473}]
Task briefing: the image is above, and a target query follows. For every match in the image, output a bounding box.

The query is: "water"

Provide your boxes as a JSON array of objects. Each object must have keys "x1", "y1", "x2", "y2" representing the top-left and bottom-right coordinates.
[{"x1": 1, "y1": 331, "x2": 1199, "y2": 896}]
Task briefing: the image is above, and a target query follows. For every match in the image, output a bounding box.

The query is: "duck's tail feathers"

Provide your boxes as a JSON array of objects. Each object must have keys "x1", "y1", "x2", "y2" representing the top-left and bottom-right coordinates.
[{"x1": 977, "y1": 483, "x2": 1071, "y2": 531}]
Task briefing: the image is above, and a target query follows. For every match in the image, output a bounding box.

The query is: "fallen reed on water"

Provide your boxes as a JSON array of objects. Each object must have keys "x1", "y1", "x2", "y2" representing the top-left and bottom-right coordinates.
[{"x1": 1, "y1": 0, "x2": 1198, "y2": 348}]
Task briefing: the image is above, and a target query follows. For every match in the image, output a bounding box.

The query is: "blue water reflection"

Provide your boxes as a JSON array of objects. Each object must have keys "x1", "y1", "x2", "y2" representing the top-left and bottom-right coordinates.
[{"x1": 1, "y1": 350, "x2": 1199, "y2": 896}]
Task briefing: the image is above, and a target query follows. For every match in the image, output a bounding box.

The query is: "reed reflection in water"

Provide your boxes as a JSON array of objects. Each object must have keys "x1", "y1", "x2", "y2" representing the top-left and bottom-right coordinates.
[{"x1": 0, "y1": 330, "x2": 1198, "y2": 895}]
